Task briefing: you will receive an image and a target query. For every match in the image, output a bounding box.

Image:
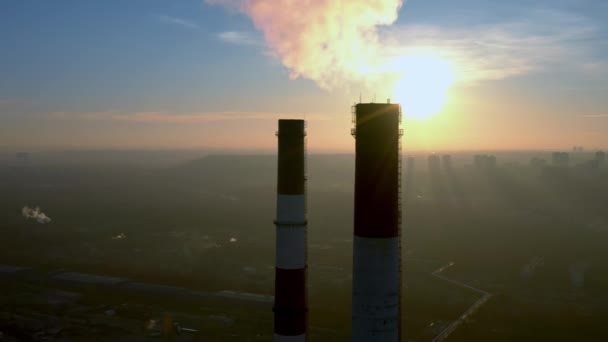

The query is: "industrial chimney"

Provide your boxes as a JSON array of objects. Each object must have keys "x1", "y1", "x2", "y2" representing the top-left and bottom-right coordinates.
[
  {"x1": 274, "y1": 119, "x2": 308, "y2": 341},
  {"x1": 351, "y1": 103, "x2": 402, "y2": 341}
]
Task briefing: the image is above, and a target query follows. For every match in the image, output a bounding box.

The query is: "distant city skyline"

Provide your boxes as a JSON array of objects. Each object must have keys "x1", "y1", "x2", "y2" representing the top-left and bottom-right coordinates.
[{"x1": 1, "y1": 0, "x2": 607, "y2": 152}]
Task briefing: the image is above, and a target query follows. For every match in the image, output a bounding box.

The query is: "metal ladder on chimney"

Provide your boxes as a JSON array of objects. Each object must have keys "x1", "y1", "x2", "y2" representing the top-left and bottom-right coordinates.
[
  {"x1": 303, "y1": 121, "x2": 308, "y2": 215},
  {"x1": 397, "y1": 105, "x2": 404, "y2": 341}
]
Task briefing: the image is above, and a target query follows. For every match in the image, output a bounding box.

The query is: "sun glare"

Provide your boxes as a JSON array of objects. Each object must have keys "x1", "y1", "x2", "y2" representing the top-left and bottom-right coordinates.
[{"x1": 390, "y1": 53, "x2": 455, "y2": 120}]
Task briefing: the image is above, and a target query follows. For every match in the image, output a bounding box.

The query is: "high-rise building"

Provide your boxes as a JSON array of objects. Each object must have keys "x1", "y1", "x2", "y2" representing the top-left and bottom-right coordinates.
[
  {"x1": 441, "y1": 154, "x2": 452, "y2": 172},
  {"x1": 428, "y1": 154, "x2": 440, "y2": 176},
  {"x1": 406, "y1": 157, "x2": 415, "y2": 177}
]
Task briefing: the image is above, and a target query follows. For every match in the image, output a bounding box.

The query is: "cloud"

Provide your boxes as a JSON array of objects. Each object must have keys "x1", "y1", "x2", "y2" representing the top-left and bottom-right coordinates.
[
  {"x1": 207, "y1": 1, "x2": 602, "y2": 89},
  {"x1": 382, "y1": 9, "x2": 601, "y2": 83},
  {"x1": 578, "y1": 114, "x2": 608, "y2": 118},
  {"x1": 580, "y1": 62, "x2": 608, "y2": 76},
  {"x1": 207, "y1": 0, "x2": 404, "y2": 89},
  {"x1": 158, "y1": 15, "x2": 200, "y2": 30},
  {"x1": 217, "y1": 31, "x2": 261, "y2": 46},
  {"x1": 22, "y1": 206, "x2": 52, "y2": 224},
  {"x1": 48, "y1": 111, "x2": 329, "y2": 123}
]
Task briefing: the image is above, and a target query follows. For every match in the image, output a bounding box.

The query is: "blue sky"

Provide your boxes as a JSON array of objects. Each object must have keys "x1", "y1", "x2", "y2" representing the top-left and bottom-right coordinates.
[{"x1": 1, "y1": 0, "x2": 607, "y2": 151}]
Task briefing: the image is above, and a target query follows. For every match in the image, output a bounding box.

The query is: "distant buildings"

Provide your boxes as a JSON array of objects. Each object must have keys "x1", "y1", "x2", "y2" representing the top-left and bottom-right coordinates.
[
  {"x1": 586, "y1": 159, "x2": 600, "y2": 170},
  {"x1": 441, "y1": 155, "x2": 452, "y2": 173},
  {"x1": 404, "y1": 157, "x2": 415, "y2": 201},
  {"x1": 595, "y1": 151, "x2": 606, "y2": 167},
  {"x1": 406, "y1": 157, "x2": 415, "y2": 176},
  {"x1": 552, "y1": 152, "x2": 570, "y2": 168},
  {"x1": 473, "y1": 154, "x2": 497, "y2": 171},
  {"x1": 428, "y1": 154, "x2": 441, "y2": 176},
  {"x1": 530, "y1": 157, "x2": 547, "y2": 169}
]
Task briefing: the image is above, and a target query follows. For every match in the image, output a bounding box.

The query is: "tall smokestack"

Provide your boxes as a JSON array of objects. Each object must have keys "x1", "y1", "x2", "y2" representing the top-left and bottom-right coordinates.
[
  {"x1": 274, "y1": 119, "x2": 307, "y2": 341},
  {"x1": 351, "y1": 103, "x2": 402, "y2": 341}
]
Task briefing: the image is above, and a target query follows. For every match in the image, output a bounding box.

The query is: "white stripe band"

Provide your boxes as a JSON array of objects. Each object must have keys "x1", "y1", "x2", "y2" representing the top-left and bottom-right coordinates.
[
  {"x1": 277, "y1": 194, "x2": 305, "y2": 223},
  {"x1": 352, "y1": 236, "x2": 400, "y2": 341},
  {"x1": 276, "y1": 226, "x2": 306, "y2": 269},
  {"x1": 275, "y1": 334, "x2": 306, "y2": 342}
]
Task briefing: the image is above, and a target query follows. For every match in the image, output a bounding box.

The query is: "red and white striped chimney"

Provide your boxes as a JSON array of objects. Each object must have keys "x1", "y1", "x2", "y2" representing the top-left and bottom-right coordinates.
[
  {"x1": 351, "y1": 103, "x2": 402, "y2": 341},
  {"x1": 274, "y1": 119, "x2": 307, "y2": 341}
]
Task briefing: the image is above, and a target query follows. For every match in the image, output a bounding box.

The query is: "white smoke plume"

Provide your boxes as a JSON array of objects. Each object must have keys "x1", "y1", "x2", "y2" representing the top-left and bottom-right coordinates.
[
  {"x1": 22, "y1": 206, "x2": 52, "y2": 224},
  {"x1": 206, "y1": 0, "x2": 404, "y2": 89},
  {"x1": 112, "y1": 233, "x2": 127, "y2": 240},
  {"x1": 208, "y1": 1, "x2": 598, "y2": 95}
]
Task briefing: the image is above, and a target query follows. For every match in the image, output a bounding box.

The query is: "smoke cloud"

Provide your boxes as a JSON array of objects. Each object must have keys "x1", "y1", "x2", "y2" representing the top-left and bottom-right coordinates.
[
  {"x1": 22, "y1": 206, "x2": 52, "y2": 224},
  {"x1": 207, "y1": 0, "x2": 404, "y2": 89},
  {"x1": 208, "y1": 2, "x2": 598, "y2": 95}
]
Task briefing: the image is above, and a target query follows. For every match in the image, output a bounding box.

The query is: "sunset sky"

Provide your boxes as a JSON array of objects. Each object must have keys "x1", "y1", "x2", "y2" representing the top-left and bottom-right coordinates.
[{"x1": 1, "y1": 0, "x2": 607, "y2": 152}]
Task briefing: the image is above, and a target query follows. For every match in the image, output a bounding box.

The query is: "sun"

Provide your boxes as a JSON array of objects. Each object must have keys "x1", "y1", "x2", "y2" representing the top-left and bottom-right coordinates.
[{"x1": 390, "y1": 53, "x2": 455, "y2": 120}]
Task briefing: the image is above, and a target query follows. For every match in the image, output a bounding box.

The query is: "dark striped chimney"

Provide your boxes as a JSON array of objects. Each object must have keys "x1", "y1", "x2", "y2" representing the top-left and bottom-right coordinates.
[
  {"x1": 351, "y1": 103, "x2": 402, "y2": 341},
  {"x1": 274, "y1": 119, "x2": 307, "y2": 341}
]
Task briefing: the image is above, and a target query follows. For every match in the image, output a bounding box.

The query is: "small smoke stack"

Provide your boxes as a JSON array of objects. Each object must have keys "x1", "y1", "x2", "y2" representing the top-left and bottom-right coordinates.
[
  {"x1": 351, "y1": 103, "x2": 402, "y2": 341},
  {"x1": 274, "y1": 119, "x2": 307, "y2": 341}
]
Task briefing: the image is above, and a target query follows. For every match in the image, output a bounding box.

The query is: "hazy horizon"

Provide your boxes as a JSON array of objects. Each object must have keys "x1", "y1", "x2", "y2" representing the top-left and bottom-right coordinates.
[
  {"x1": 2, "y1": 1, "x2": 608, "y2": 340},
  {"x1": 2, "y1": 0, "x2": 607, "y2": 152}
]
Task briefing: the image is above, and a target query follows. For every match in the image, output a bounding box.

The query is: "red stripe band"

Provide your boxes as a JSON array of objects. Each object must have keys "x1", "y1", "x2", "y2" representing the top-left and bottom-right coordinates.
[{"x1": 274, "y1": 267, "x2": 307, "y2": 335}]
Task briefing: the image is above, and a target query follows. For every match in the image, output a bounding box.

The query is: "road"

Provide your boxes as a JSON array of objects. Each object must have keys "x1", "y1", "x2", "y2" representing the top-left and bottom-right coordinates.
[{"x1": 430, "y1": 262, "x2": 493, "y2": 342}]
